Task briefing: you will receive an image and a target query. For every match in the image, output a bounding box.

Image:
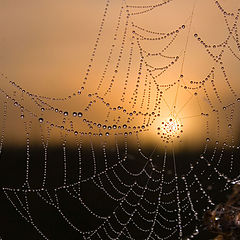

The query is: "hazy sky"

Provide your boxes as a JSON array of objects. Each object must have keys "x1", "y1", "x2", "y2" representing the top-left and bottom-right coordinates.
[{"x1": 1, "y1": 0, "x2": 240, "y2": 147}]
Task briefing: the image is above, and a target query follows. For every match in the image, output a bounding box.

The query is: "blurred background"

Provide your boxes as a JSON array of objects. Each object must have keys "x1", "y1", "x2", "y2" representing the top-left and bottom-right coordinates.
[{"x1": 0, "y1": 0, "x2": 240, "y2": 239}]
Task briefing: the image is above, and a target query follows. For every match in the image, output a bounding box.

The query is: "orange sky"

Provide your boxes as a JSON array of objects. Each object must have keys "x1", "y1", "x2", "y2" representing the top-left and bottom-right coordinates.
[{"x1": 0, "y1": 0, "x2": 240, "y2": 149}]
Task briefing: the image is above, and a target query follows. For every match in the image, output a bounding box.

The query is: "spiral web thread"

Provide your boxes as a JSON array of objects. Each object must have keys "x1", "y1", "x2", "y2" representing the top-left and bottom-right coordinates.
[{"x1": 1, "y1": 0, "x2": 240, "y2": 239}]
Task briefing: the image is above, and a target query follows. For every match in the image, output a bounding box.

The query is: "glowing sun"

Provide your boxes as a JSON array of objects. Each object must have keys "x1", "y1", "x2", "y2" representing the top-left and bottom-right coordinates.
[{"x1": 157, "y1": 117, "x2": 183, "y2": 143}]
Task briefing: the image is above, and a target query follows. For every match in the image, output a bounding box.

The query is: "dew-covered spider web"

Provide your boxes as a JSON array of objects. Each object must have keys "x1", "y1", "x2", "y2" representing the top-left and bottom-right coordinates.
[{"x1": 1, "y1": 0, "x2": 240, "y2": 239}]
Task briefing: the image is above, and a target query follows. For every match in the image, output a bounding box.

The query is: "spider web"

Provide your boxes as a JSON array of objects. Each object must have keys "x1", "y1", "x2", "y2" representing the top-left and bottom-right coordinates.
[{"x1": 1, "y1": 0, "x2": 240, "y2": 239}]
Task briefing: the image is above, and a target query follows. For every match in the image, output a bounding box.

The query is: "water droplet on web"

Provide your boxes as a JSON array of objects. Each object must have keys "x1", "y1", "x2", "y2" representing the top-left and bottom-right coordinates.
[
  {"x1": 1, "y1": 2, "x2": 240, "y2": 239},
  {"x1": 193, "y1": 228, "x2": 199, "y2": 235}
]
